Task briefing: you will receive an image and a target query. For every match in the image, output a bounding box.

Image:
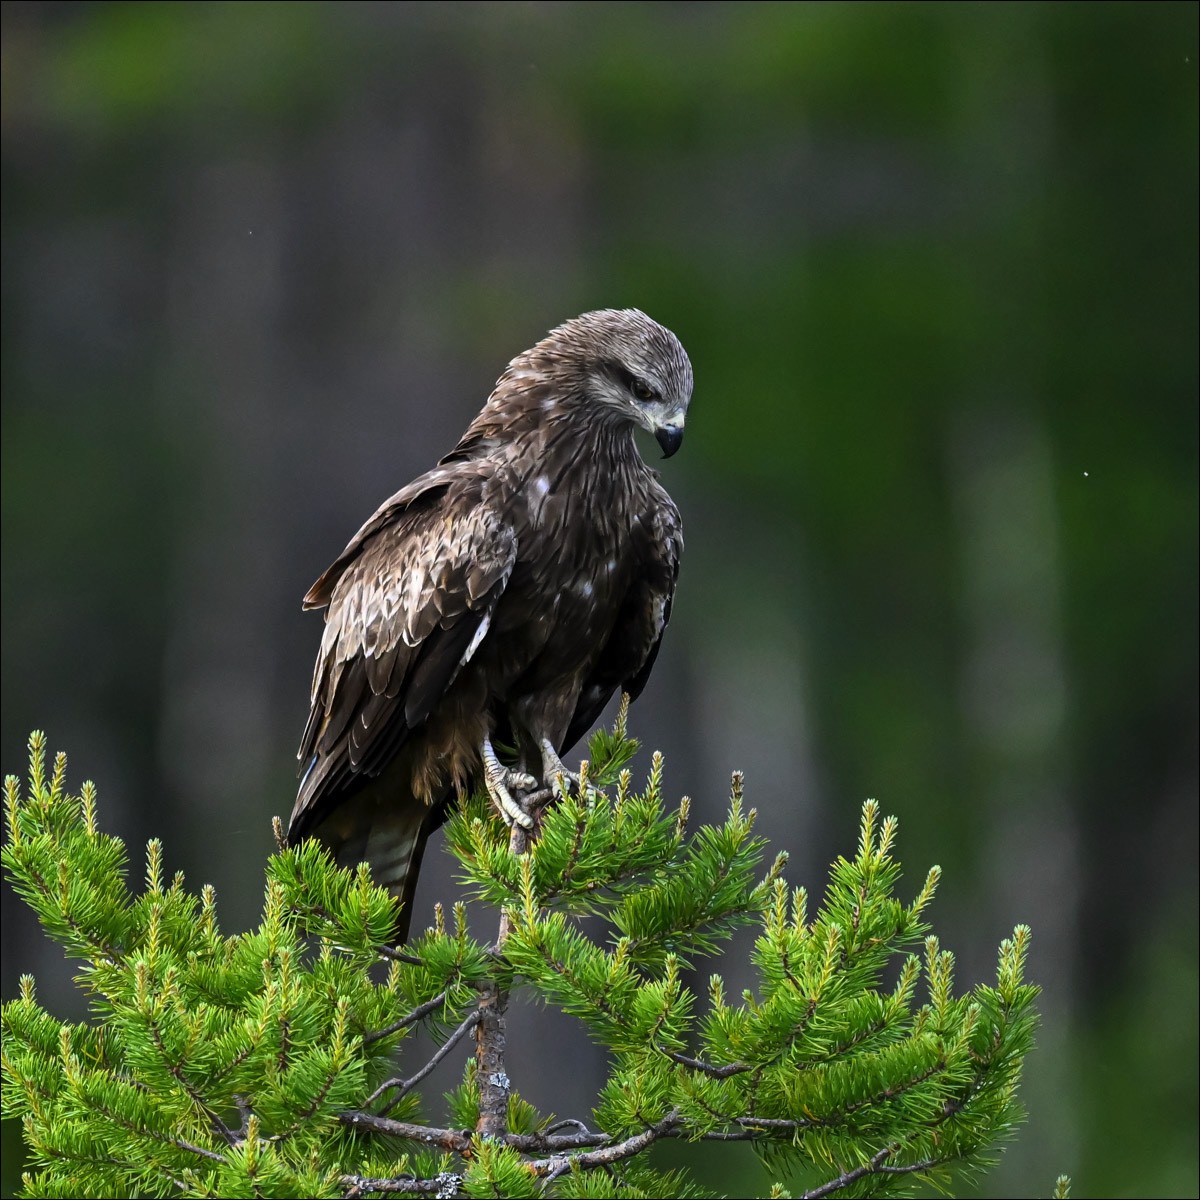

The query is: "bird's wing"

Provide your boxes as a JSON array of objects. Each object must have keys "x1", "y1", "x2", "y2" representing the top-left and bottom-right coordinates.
[
  {"x1": 562, "y1": 487, "x2": 683, "y2": 751},
  {"x1": 289, "y1": 464, "x2": 517, "y2": 842}
]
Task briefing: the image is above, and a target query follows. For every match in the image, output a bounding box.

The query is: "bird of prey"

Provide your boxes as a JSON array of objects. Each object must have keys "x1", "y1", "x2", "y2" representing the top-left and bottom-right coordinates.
[{"x1": 288, "y1": 308, "x2": 692, "y2": 940}]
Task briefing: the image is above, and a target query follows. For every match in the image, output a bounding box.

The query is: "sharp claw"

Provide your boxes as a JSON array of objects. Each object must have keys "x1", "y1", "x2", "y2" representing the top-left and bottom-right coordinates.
[
  {"x1": 481, "y1": 735, "x2": 536, "y2": 829},
  {"x1": 540, "y1": 739, "x2": 590, "y2": 800},
  {"x1": 498, "y1": 784, "x2": 535, "y2": 830},
  {"x1": 481, "y1": 734, "x2": 607, "y2": 828},
  {"x1": 486, "y1": 769, "x2": 535, "y2": 829}
]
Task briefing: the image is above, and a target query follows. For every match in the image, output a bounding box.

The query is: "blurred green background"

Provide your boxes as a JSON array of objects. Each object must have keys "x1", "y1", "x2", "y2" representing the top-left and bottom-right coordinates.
[{"x1": 2, "y1": 3, "x2": 1196, "y2": 1196}]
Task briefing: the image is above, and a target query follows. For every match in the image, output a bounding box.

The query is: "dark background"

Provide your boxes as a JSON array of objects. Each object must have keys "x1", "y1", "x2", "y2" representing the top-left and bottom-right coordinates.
[{"x1": 2, "y1": 3, "x2": 1196, "y2": 1196}]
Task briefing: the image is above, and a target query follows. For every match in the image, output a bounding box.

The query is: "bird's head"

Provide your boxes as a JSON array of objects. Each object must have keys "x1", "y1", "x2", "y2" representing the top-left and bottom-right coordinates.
[{"x1": 536, "y1": 308, "x2": 694, "y2": 458}]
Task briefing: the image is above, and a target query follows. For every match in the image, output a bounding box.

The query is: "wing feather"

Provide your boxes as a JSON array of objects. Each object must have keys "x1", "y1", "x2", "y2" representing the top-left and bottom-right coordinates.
[{"x1": 290, "y1": 465, "x2": 516, "y2": 842}]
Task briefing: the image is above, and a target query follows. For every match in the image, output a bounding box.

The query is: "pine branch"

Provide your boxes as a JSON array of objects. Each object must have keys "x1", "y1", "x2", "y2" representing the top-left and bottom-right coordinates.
[{"x1": 3, "y1": 726, "x2": 1044, "y2": 1198}]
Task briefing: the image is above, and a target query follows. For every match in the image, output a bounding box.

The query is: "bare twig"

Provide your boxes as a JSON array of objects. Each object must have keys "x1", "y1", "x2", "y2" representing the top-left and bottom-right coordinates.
[
  {"x1": 524, "y1": 1108, "x2": 682, "y2": 1178},
  {"x1": 171, "y1": 1137, "x2": 228, "y2": 1164},
  {"x1": 367, "y1": 1009, "x2": 481, "y2": 1113},
  {"x1": 876, "y1": 1156, "x2": 947, "y2": 1177},
  {"x1": 543, "y1": 1117, "x2": 593, "y2": 1136},
  {"x1": 734, "y1": 1115, "x2": 813, "y2": 1131},
  {"x1": 376, "y1": 944, "x2": 425, "y2": 966},
  {"x1": 504, "y1": 1127, "x2": 612, "y2": 1153},
  {"x1": 338, "y1": 1111, "x2": 472, "y2": 1154},
  {"x1": 667, "y1": 1049, "x2": 752, "y2": 1078},
  {"x1": 801, "y1": 1145, "x2": 898, "y2": 1199},
  {"x1": 800, "y1": 1145, "x2": 947, "y2": 1199},
  {"x1": 341, "y1": 1172, "x2": 461, "y2": 1197},
  {"x1": 363, "y1": 989, "x2": 452, "y2": 1047}
]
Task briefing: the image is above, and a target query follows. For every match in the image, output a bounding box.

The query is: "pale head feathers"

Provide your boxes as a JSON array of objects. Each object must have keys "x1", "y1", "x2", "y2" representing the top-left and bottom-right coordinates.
[{"x1": 488, "y1": 308, "x2": 693, "y2": 453}]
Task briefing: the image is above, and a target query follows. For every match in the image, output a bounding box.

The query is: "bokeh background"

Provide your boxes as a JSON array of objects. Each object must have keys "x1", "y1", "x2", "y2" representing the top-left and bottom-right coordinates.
[{"x1": 2, "y1": 3, "x2": 1196, "y2": 1197}]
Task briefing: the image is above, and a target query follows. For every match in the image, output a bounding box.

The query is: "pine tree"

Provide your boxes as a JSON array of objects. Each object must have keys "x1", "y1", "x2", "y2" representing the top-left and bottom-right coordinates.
[{"x1": 2, "y1": 706, "x2": 1040, "y2": 1198}]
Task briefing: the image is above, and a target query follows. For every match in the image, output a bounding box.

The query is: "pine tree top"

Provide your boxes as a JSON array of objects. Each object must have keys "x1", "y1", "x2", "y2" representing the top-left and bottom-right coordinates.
[{"x1": 2, "y1": 720, "x2": 1041, "y2": 1198}]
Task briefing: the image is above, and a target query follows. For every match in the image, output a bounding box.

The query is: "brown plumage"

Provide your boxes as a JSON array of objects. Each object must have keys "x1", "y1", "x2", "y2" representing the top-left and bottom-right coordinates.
[{"x1": 288, "y1": 309, "x2": 692, "y2": 940}]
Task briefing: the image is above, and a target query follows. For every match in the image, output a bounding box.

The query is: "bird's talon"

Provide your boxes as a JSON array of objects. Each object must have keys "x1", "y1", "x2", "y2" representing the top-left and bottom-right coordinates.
[
  {"x1": 481, "y1": 736, "x2": 540, "y2": 828},
  {"x1": 489, "y1": 775, "x2": 536, "y2": 829},
  {"x1": 541, "y1": 739, "x2": 600, "y2": 802}
]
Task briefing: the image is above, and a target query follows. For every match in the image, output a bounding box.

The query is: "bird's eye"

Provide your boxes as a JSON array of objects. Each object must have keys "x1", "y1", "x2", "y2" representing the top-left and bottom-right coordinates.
[{"x1": 631, "y1": 378, "x2": 658, "y2": 402}]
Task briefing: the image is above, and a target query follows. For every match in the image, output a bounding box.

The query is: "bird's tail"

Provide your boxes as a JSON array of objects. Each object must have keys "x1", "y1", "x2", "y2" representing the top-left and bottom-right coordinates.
[{"x1": 307, "y1": 784, "x2": 437, "y2": 944}]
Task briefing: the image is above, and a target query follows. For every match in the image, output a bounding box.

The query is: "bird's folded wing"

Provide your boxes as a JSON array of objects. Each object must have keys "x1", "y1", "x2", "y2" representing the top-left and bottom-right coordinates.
[{"x1": 290, "y1": 471, "x2": 517, "y2": 840}]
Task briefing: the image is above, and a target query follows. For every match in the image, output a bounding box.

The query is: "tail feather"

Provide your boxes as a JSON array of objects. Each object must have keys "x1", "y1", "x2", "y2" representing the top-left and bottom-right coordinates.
[
  {"x1": 310, "y1": 784, "x2": 436, "y2": 944},
  {"x1": 359, "y1": 803, "x2": 429, "y2": 944}
]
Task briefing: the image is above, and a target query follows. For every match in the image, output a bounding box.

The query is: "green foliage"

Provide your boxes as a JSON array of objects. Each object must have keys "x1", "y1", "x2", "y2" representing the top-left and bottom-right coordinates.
[{"x1": 3, "y1": 725, "x2": 1039, "y2": 1198}]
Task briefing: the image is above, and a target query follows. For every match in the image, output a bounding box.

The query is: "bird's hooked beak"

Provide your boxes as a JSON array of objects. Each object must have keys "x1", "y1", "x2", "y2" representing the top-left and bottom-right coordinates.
[{"x1": 655, "y1": 424, "x2": 684, "y2": 459}]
